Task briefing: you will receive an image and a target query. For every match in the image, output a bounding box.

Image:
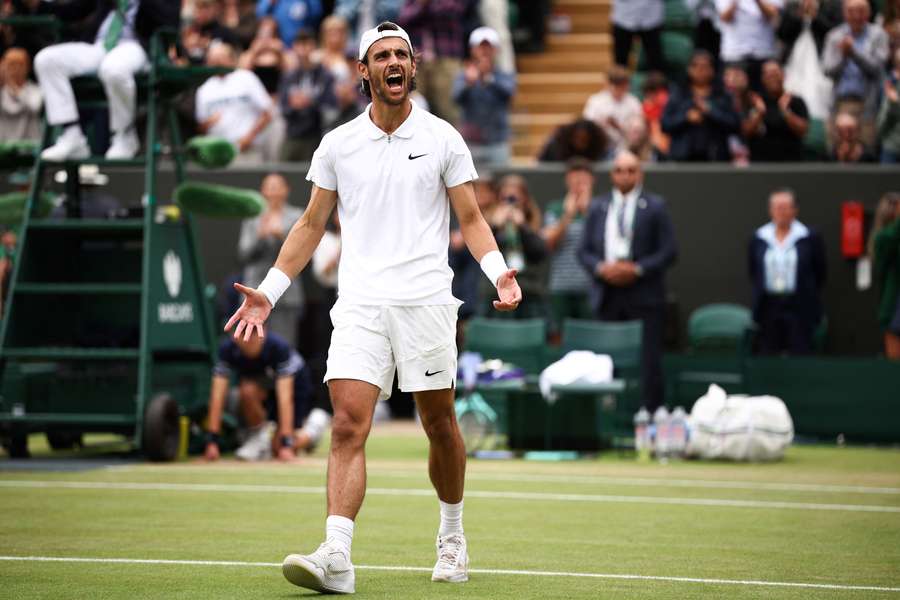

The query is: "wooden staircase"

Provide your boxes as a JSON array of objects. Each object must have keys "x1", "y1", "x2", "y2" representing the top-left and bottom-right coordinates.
[{"x1": 512, "y1": 0, "x2": 613, "y2": 163}]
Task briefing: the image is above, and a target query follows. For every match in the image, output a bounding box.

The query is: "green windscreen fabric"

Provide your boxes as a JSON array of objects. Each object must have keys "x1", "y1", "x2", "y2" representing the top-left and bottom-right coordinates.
[{"x1": 174, "y1": 182, "x2": 264, "y2": 218}]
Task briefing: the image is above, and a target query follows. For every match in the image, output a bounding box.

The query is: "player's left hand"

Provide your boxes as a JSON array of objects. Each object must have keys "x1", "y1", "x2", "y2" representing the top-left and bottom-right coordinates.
[{"x1": 493, "y1": 269, "x2": 522, "y2": 312}]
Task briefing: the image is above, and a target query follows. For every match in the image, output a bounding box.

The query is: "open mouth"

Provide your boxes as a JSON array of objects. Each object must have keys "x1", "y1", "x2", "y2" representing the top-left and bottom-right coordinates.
[{"x1": 385, "y1": 72, "x2": 404, "y2": 92}]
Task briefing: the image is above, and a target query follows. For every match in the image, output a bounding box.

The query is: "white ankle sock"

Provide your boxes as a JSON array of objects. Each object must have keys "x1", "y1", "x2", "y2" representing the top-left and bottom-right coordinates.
[
  {"x1": 63, "y1": 124, "x2": 82, "y2": 139},
  {"x1": 326, "y1": 515, "x2": 354, "y2": 554},
  {"x1": 439, "y1": 500, "x2": 464, "y2": 536}
]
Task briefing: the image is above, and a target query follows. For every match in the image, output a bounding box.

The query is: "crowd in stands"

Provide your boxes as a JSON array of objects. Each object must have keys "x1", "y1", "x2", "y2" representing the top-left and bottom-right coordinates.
[{"x1": 0, "y1": 0, "x2": 899, "y2": 163}]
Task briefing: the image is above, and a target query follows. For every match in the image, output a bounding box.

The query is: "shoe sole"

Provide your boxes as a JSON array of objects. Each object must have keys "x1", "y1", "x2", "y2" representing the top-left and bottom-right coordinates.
[
  {"x1": 431, "y1": 572, "x2": 469, "y2": 583},
  {"x1": 282, "y1": 556, "x2": 354, "y2": 594}
]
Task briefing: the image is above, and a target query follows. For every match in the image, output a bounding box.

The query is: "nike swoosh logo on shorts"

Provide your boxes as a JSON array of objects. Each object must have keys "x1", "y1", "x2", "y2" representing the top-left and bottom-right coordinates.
[
  {"x1": 408, "y1": 153, "x2": 428, "y2": 160},
  {"x1": 424, "y1": 370, "x2": 445, "y2": 377}
]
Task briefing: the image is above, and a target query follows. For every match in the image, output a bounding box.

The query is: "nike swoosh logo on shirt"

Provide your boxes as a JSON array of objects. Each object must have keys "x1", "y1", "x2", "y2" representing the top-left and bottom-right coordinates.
[
  {"x1": 424, "y1": 369, "x2": 445, "y2": 377},
  {"x1": 408, "y1": 153, "x2": 428, "y2": 160}
]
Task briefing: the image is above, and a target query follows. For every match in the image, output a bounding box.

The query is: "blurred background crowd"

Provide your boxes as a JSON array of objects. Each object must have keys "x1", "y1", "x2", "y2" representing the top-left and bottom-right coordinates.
[{"x1": 2, "y1": 0, "x2": 900, "y2": 165}]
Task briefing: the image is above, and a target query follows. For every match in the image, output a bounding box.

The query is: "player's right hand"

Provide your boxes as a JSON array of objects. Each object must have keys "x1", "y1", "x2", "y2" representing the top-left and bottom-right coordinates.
[
  {"x1": 225, "y1": 283, "x2": 272, "y2": 341},
  {"x1": 493, "y1": 269, "x2": 522, "y2": 312},
  {"x1": 204, "y1": 442, "x2": 220, "y2": 461}
]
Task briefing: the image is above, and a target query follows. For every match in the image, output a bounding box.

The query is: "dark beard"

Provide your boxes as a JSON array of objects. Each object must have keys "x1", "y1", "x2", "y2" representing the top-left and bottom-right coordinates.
[{"x1": 371, "y1": 78, "x2": 412, "y2": 105}]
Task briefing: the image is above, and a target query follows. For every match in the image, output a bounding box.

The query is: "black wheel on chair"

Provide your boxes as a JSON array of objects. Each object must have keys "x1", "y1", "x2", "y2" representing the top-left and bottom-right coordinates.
[{"x1": 142, "y1": 393, "x2": 180, "y2": 462}]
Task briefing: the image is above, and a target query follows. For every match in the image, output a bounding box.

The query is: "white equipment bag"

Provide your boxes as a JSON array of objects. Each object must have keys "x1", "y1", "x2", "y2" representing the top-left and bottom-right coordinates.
[
  {"x1": 686, "y1": 384, "x2": 794, "y2": 461},
  {"x1": 784, "y1": 24, "x2": 833, "y2": 120}
]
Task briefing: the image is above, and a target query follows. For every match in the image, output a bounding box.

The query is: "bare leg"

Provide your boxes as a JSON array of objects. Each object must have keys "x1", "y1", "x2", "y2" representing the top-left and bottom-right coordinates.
[
  {"x1": 326, "y1": 379, "x2": 379, "y2": 519},
  {"x1": 415, "y1": 388, "x2": 466, "y2": 503},
  {"x1": 238, "y1": 379, "x2": 268, "y2": 427}
]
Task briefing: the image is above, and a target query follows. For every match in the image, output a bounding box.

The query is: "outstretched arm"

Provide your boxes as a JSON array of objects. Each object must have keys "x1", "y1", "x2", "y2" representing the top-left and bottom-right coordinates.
[
  {"x1": 448, "y1": 181, "x2": 521, "y2": 311},
  {"x1": 225, "y1": 185, "x2": 338, "y2": 339}
]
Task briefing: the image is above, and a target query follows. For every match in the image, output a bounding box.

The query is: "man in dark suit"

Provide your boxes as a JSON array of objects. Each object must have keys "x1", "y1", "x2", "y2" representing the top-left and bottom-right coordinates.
[
  {"x1": 748, "y1": 188, "x2": 826, "y2": 355},
  {"x1": 578, "y1": 150, "x2": 677, "y2": 411}
]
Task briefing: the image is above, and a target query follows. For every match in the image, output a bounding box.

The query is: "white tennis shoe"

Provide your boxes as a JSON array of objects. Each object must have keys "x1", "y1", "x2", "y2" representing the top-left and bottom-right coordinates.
[
  {"x1": 41, "y1": 127, "x2": 90, "y2": 162},
  {"x1": 235, "y1": 422, "x2": 273, "y2": 461},
  {"x1": 431, "y1": 533, "x2": 469, "y2": 583},
  {"x1": 282, "y1": 541, "x2": 355, "y2": 594}
]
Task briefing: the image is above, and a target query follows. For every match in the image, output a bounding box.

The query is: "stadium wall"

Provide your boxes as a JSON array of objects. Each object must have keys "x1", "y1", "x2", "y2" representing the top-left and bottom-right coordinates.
[{"x1": 6, "y1": 164, "x2": 898, "y2": 355}]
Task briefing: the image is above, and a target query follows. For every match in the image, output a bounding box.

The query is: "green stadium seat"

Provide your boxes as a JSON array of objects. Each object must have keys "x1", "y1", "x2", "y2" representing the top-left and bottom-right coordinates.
[
  {"x1": 804, "y1": 118, "x2": 828, "y2": 160},
  {"x1": 560, "y1": 318, "x2": 642, "y2": 370},
  {"x1": 664, "y1": 0, "x2": 694, "y2": 33},
  {"x1": 688, "y1": 303, "x2": 754, "y2": 354},
  {"x1": 639, "y1": 32, "x2": 694, "y2": 74},
  {"x1": 464, "y1": 317, "x2": 547, "y2": 375}
]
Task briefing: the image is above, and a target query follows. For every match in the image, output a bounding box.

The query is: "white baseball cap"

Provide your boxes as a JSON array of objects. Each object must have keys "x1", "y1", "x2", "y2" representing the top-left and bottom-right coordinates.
[
  {"x1": 358, "y1": 22, "x2": 414, "y2": 61},
  {"x1": 468, "y1": 26, "x2": 500, "y2": 48}
]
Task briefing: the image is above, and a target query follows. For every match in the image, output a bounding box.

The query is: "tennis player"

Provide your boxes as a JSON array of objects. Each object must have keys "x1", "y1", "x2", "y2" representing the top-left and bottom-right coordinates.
[{"x1": 224, "y1": 21, "x2": 521, "y2": 594}]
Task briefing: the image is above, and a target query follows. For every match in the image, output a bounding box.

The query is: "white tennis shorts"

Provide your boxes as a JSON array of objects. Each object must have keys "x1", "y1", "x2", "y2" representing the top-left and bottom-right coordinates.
[{"x1": 324, "y1": 300, "x2": 459, "y2": 400}]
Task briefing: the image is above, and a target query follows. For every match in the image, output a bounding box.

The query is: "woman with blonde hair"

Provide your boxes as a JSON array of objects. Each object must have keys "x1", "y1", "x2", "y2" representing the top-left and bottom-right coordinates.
[{"x1": 870, "y1": 192, "x2": 900, "y2": 359}]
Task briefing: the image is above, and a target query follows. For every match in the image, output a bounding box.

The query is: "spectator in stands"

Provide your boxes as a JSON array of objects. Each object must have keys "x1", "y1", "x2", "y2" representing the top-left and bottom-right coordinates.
[
  {"x1": 716, "y1": 0, "x2": 783, "y2": 89},
  {"x1": 333, "y1": 0, "x2": 402, "y2": 49},
  {"x1": 778, "y1": 0, "x2": 842, "y2": 61},
  {"x1": 582, "y1": 65, "x2": 643, "y2": 155},
  {"x1": 833, "y1": 110, "x2": 876, "y2": 161},
  {"x1": 0, "y1": 47, "x2": 41, "y2": 143},
  {"x1": 724, "y1": 62, "x2": 752, "y2": 163},
  {"x1": 538, "y1": 118, "x2": 609, "y2": 163},
  {"x1": 34, "y1": 0, "x2": 180, "y2": 161},
  {"x1": 578, "y1": 150, "x2": 677, "y2": 412},
  {"x1": 203, "y1": 327, "x2": 323, "y2": 462},
  {"x1": 878, "y1": 48, "x2": 900, "y2": 162},
  {"x1": 238, "y1": 173, "x2": 305, "y2": 347},
  {"x1": 397, "y1": 0, "x2": 467, "y2": 124},
  {"x1": 315, "y1": 14, "x2": 353, "y2": 81},
  {"x1": 623, "y1": 115, "x2": 656, "y2": 161},
  {"x1": 611, "y1": 0, "x2": 665, "y2": 73},
  {"x1": 749, "y1": 188, "x2": 826, "y2": 355},
  {"x1": 256, "y1": 0, "x2": 323, "y2": 48},
  {"x1": 641, "y1": 71, "x2": 671, "y2": 157},
  {"x1": 279, "y1": 29, "x2": 335, "y2": 161},
  {"x1": 510, "y1": 0, "x2": 550, "y2": 53},
  {"x1": 541, "y1": 158, "x2": 595, "y2": 338},
  {"x1": 743, "y1": 60, "x2": 810, "y2": 161},
  {"x1": 238, "y1": 17, "x2": 286, "y2": 71},
  {"x1": 222, "y1": 0, "x2": 259, "y2": 49},
  {"x1": 870, "y1": 192, "x2": 900, "y2": 359},
  {"x1": 195, "y1": 42, "x2": 274, "y2": 165},
  {"x1": 823, "y1": 0, "x2": 889, "y2": 151},
  {"x1": 878, "y1": 0, "x2": 900, "y2": 59},
  {"x1": 327, "y1": 76, "x2": 365, "y2": 131},
  {"x1": 485, "y1": 174, "x2": 547, "y2": 318},
  {"x1": 687, "y1": 0, "x2": 722, "y2": 60},
  {"x1": 190, "y1": 0, "x2": 242, "y2": 52},
  {"x1": 661, "y1": 50, "x2": 740, "y2": 161},
  {"x1": 452, "y1": 26, "x2": 516, "y2": 166}
]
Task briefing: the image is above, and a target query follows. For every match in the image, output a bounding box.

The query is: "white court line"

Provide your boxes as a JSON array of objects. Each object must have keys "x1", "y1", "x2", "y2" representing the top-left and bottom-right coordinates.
[
  {"x1": 2, "y1": 480, "x2": 899, "y2": 513},
  {"x1": 0, "y1": 555, "x2": 898, "y2": 594},
  {"x1": 106, "y1": 464, "x2": 900, "y2": 495}
]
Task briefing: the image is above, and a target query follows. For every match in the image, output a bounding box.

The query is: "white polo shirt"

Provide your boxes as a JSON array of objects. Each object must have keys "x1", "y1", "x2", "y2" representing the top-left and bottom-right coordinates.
[
  {"x1": 306, "y1": 102, "x2": 478, "y2": 305},
  {"x1": 715, "y1": 0, "x2": 783, "y2": 61}
]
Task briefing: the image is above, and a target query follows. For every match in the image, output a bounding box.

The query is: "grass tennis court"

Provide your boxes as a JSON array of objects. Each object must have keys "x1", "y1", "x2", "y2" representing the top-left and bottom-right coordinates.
[{"x1": 2, "y1": 423, "x2": 899, "y2": 599}]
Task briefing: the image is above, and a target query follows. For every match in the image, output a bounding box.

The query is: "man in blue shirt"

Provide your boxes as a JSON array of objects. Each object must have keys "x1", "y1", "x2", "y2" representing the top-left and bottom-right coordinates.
[
  {"x1": 256, "y1": 0, "x2": 324, "y2": 47},
  {"x1": 452, "y1": 26, "x2": 516, "y2": 166},
  {"x1": 203, "y1": 328, "x2": 318, "y2": 461}
]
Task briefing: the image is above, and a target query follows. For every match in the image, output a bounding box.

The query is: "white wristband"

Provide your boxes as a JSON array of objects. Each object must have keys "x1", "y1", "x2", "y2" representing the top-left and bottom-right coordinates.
[
  {"x1": 480, "y1": 250, "x2": 509, "y2": 287},
  {"x1": 257, "y1": 267, "x2": 291, "y2": 308}
]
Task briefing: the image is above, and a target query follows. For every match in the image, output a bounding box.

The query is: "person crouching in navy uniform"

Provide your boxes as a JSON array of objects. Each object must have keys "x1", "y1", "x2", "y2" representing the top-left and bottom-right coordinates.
[{"x1": 578, "y1": 150, "x2": 677, "y2": 411}]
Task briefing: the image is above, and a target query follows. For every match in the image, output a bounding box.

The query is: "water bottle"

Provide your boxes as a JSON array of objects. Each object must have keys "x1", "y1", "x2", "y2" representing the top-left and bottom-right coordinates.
[
  {"x1": 669, "y1": 406, "x2": 688, "y2": 459},
  {"x1": 633, "y1": 407, "x2": 651, "y2": 462},
  {"x1": 653, "y1": 406, "x2": 670, "y2": 461}
]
